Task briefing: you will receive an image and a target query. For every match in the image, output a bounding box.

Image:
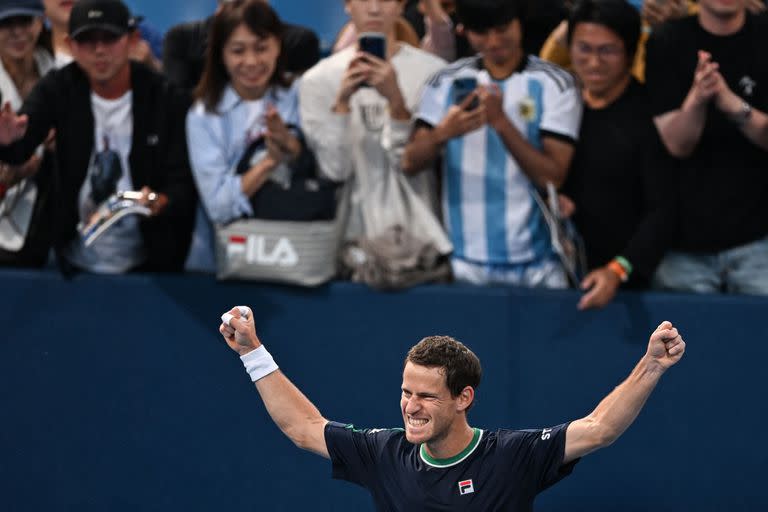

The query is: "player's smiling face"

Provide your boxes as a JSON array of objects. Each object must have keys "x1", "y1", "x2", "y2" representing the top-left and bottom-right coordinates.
[{"x1": 400, "y1": 362, "x2": 461, "y2": 445}]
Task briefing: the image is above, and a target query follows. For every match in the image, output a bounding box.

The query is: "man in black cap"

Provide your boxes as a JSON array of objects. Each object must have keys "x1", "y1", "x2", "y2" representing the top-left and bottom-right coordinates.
[
  {"x1": 162, "y1": 0, "x2": 320, "y2": 94},
  {"x1": 0, "y1": 0, "x2": 196, "y2": 274},
  {"x1": 43, "y1": 0, "x2": 162, "y2": 70}
]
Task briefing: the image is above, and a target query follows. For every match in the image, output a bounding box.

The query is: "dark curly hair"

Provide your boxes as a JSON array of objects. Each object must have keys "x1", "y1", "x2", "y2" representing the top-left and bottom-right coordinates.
[{"x1": 405, "y1": 335, "x2": 482, "y2": 400}]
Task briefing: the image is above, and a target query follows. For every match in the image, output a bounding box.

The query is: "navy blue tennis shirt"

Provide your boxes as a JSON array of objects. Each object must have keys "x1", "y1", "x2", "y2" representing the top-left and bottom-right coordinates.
[{"x1": 325, "y1": 421, "x2": 578, "y2": 511}]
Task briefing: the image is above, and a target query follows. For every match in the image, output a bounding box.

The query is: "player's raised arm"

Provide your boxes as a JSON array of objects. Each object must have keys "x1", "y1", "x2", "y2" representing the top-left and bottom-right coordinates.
[
  {"x1": 220, "y1": 306, "x2": 330, "y2": 459},
  {"x1": 563, "y1": 321, "x2": 686, "y2": 463}
]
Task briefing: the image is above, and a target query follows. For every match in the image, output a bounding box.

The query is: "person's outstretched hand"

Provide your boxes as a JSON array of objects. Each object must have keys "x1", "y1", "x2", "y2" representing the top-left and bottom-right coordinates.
[
  {"x1": 578, "y1": 266, "x2": 621, "y2": 310},
  {"x1": 219, "y1": 306, "x2": 262, "y2": 356},
  {"x1": 0, "y1": 102, "x2": 28, "y2": 145}
]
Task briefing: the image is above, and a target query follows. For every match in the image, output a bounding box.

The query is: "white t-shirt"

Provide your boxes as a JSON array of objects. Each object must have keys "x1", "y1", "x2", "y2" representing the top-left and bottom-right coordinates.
[
  {"x1": 54, "y1": 51, "x2": 74, "y2": 69},
  {"x1": 64, "y1": 91, "x2": 146, "y2": 273},
  {"x1": 416, "y1": 55, "x2": 582, "y2": 265},
  {"x1": 299, "y1": 44, "x2": 450, "y2": 252}
]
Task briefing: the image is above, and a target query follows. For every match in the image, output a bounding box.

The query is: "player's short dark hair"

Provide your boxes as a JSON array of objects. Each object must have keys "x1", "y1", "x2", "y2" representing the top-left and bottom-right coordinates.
[
  {"x1": 454, "y1": 0, "x2": 525, "y2": 33},
  {"x1": 567, "y1": 0, "x2": 641, "y2": 60},
  {"x1": 405, "y1": 336, "x2": 482, "y2": 400}
]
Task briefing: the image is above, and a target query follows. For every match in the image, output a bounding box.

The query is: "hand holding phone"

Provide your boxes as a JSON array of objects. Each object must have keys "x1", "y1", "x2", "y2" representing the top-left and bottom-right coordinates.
[
  {"x1": 358, "y1": 32, "x2": 387, "y2": 60},
  {"x1": 358, "y1": 33, "x2": 386, "y2": 88},
  {"x1": 453, "y1": 77, "x2": 480, "y2": 111}
]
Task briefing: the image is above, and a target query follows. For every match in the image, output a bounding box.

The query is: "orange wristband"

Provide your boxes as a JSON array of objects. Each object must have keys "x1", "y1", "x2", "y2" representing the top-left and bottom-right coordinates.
[{"x1": 607, "y1": 260, "x2": 628, "y2": 282}]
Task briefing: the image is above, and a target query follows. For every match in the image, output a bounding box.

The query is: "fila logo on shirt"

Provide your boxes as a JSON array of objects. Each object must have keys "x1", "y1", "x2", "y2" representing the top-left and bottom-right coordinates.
[{"x1": 458, "y1": 479, "x2": 475, "y2": 496}]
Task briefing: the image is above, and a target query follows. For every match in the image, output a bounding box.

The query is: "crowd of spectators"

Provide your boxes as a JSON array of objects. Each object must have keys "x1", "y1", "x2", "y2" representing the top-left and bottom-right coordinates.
[{"x1": 0, "y1": 0, "x2": 767, "y2": 307}]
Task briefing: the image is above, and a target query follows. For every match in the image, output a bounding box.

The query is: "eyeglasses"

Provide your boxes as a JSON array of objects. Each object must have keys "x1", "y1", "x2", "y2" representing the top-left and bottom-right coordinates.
[
  {"x1": 0, "y1": 15, "x2": 35, "y2": 30},
  {"x1": 571, "y1": 41, "x2": 624, "y2": 60}
]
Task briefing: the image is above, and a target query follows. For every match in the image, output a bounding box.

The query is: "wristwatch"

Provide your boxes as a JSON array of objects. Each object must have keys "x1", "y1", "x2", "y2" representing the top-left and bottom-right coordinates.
[{"x1": 731, "y1": 100, "x2": 753, "y2": 126}]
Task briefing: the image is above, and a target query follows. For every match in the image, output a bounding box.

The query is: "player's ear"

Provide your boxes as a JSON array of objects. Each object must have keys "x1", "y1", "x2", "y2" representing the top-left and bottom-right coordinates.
[{"x1": 456, "y1": 386, "x2": 474, "y2": 412}]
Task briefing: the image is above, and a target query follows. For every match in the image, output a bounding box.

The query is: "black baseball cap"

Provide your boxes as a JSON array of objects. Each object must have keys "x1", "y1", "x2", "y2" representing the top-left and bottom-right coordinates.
[
  {"x1": 69, "y1": 0, "x2": 137, "y2": 39},
  {"x1": 0, "y1": 0, "x2": 44, "y2": 22}
]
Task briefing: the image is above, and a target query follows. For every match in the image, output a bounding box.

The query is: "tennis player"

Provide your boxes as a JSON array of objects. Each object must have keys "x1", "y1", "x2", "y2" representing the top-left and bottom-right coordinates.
[{"x1": 220, "y1": 306, "x2": 685, "y2": 510}]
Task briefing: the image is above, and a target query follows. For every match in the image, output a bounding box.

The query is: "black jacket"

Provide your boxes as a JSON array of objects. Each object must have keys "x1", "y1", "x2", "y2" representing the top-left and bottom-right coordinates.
[{"x1": 0, "y1": 62, "x2": 197, "y2": 272}]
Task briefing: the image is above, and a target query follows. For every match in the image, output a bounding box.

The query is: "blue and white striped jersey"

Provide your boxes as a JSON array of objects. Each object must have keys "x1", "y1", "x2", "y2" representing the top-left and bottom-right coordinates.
[{"x1": 416, "y1": 56, "x2": 582, "y2": 265}]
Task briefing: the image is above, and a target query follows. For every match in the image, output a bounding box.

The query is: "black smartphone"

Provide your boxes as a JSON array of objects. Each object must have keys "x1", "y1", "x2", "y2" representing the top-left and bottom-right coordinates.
[
  {"x1": 358, "y1": 32, "x2": 386, "y2": 60},
  {"x1": 453, "y1": 77, "x2": 479, "y2": 110}
]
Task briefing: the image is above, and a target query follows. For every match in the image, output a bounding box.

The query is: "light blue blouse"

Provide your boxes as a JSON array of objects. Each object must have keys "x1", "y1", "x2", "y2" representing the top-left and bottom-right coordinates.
[{"x1": 184, "y1": 83, "x2": 300, "y2": 272}]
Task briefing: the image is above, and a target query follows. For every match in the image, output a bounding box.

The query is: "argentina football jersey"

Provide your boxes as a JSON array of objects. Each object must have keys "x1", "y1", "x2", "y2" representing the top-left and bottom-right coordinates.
[
  {"x1": 416, "y1": 56, "x2": 581, "y2": 267},
  {"x1": 325, "y1": 422, "x2": 578, "y2": 511}
]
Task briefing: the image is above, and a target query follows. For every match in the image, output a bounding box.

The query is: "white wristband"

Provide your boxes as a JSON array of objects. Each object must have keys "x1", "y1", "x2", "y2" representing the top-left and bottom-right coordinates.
[{"x1": 240, "y1": 345, "x2": 279, "y2": 382}]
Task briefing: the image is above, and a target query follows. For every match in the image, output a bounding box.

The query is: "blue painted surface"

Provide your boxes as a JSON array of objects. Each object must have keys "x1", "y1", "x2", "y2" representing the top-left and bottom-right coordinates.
[
  {"x1": 127, "y1": 0, "x2": 348, "y2": 50},
  {"x1": 1, "y1": 269, "x2": 767, "y2": 511}
]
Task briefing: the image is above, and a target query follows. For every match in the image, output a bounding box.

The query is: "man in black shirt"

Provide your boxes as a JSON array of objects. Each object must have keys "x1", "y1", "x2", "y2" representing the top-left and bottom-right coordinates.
[
  {"x1": 561, "y1": 0, "x2": 674, "y2": 309},
  {"x1": 217, "y1": 304, "x2": 686, "y2": 511},
  {"x1": 0, "y1": 0, "x2": 196, "y2": 273},
  {"x1": 646, "y1": 0, "x2": 768, "y2": 294},
  {"x1": 162, "y1": 0, "x2": 320, "y2": 94}
]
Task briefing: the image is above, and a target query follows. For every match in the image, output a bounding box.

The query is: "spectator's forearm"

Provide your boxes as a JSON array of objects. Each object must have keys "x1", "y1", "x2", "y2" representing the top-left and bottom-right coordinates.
[
  {"x1": 241, "y1": 157, "x2": 277, "y2": 197},
  {"x1": 653, "y1": 95, "x2": 709, "y2": 158},
  {"x1": 402, "y1": 127, "x2": 445, "y2": 174},
  {"x1": 729, "y1": 104, "x2": 768, "y2": 152},
  {"x1": 492, "y1": 117, "x2": 568, "y2": 188}
]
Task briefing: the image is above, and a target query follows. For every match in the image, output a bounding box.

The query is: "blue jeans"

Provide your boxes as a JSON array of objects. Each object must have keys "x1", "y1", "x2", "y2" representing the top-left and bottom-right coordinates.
[{"x1": 652, "y1": 236, "x2": 768, "y2": 295}]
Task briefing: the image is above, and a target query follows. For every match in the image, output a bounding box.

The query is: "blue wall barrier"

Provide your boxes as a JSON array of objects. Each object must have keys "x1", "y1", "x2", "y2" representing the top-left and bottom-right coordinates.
[
  {"x1": 128, "y1": 0, "x2": 348, "y2": 50},
  {"x1": 1, "y1": 269, "x2": 767, "y2": 511}
]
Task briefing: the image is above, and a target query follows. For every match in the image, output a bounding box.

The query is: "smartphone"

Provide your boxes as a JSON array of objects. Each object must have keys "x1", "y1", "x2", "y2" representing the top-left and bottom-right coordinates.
[
  {"x1": 358, "y1": 32, "x2": 386, "y2": 60},
  {"x1": 453, "y1": 77, "x2": 480, "y2": 110}
]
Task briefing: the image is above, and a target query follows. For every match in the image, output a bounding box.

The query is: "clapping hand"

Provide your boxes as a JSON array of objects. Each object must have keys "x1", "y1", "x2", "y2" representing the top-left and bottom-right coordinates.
[
  {"x1": 688, "y1": 51, "x2": 722, "y2": 107},
  {"x1": 264, "y1": 105, "x2": 301, "y2": 164},
  {"x1": 689, "y1": 51, "x2": 744, "y2": 118}
]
